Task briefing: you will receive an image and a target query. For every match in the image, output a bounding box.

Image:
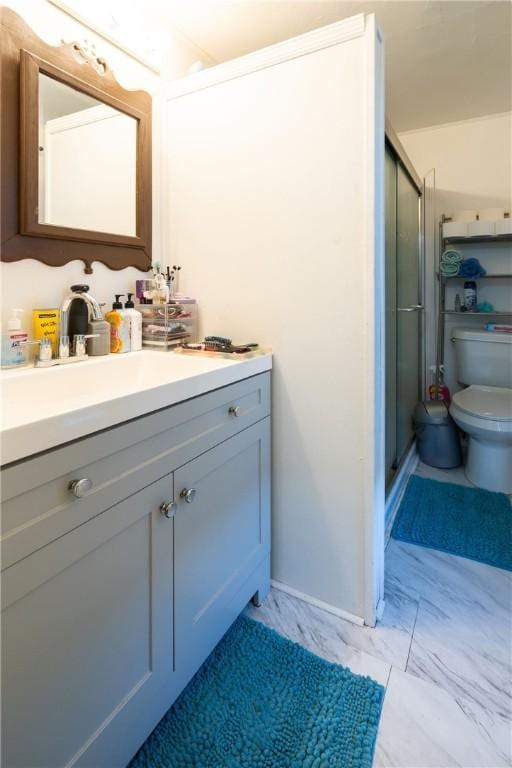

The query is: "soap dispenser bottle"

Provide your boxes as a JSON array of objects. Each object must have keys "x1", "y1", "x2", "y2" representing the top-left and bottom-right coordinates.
[
  {"x1": 105, "y1": 295, "x2": 131, "y2": 353},
  {"x1": 1, "y1": 309, "x2": 28, "y2": 368},
  {"x1": 124, "y1": 293, "x2": 142, "y2": 351}
]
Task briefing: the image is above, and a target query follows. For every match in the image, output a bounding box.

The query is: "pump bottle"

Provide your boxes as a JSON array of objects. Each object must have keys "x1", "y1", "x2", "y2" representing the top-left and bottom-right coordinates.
[
  {"x1": 1, "y1": 309, "x2": 28, "y2": 368},
  {"x1": 105, "y1": 295, "x2": 131, "y2": 353},
  {"x1": 124, "y1": 293, "x2": 142, "y2": 351}
]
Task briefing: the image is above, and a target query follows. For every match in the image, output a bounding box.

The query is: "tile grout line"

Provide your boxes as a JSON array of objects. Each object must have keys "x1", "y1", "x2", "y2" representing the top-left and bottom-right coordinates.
[{"x1": 404, "y1": 600, "x2": 420, "y2": 673}]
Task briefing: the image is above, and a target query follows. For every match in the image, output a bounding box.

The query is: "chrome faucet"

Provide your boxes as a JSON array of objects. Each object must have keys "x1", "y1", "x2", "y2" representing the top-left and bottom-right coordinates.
[{"x1": 60, "y1": 285, "x2": 103, "y2": 340}]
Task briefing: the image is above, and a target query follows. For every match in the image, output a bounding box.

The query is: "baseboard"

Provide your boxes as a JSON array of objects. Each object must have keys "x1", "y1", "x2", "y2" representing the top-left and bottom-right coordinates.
[
  {"x1": 385, "y1": 442, "x2": 418, "y2": 544},
  {"x1": 270, "y1": 580, "x2": 365, "y2": 627}
]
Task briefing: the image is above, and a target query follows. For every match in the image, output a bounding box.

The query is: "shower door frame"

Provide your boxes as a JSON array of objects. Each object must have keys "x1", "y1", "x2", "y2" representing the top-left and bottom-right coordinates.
[{"x1": 385, "y1": 122, "x2": 425, "y2": 484}]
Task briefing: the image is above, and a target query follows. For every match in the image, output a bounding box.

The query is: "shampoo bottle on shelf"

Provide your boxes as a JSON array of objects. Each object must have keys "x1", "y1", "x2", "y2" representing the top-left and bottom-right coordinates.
[
  {"x1": 125, "y1": 293, "x2": 142, "y2": 351},
  {"x1": 105, "y1": 295, "x2": 131, "y2": 354},
  {"x1": 1, "y1": 309, "x2": 28, "y2": 369}
]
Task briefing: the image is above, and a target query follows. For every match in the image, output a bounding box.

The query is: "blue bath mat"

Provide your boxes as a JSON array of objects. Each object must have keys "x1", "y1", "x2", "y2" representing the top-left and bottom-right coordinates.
[
  {"x1": 129, "y1": 615, "x2": 384, "y2": 768},
  {"x1": 392, "y1": 475, "x2": 512, "y2": 571}
]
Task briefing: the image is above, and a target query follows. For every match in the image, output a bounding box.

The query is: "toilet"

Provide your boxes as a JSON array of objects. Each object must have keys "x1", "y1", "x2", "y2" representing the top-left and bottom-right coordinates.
[{"x1": 450, "y1": 328, "x2": 512, "y2": 494}]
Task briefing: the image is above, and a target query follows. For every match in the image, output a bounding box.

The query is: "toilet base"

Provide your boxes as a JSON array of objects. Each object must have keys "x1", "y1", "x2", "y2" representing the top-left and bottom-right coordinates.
[{"x1": 465, "y1": 436, "x2": 512, "y2": 494}]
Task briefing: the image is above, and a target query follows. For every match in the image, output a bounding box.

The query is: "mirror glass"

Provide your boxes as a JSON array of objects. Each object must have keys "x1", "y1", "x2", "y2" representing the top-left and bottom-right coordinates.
[{"x1": 38, "y1": 73, "x2": 137, "y2": 236}]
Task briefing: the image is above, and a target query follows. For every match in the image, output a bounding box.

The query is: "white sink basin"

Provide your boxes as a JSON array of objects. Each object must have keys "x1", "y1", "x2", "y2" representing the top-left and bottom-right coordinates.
[{"x1": 1, "y1": 350, "x2": 272, "y2": 464}]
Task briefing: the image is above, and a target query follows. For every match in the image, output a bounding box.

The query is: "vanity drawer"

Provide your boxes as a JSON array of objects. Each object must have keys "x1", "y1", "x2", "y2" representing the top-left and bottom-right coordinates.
[{"x1": 1, "y1": 372, "x2": 270, "y2": 569}]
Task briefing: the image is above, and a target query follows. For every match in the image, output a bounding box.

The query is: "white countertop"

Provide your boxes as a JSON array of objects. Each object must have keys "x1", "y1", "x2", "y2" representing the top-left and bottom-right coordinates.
[{"x1": 0, "y1": 350, "x2": 272, "y2": 465}]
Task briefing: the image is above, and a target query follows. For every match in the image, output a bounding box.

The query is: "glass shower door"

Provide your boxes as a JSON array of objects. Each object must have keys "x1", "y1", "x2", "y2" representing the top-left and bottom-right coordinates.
[
  {"x1": 385, "y1": 149, "x2": 397, "y2": 484},
  {"x1": 396, "y1": 164, "x2": 422, "y2": 461}
]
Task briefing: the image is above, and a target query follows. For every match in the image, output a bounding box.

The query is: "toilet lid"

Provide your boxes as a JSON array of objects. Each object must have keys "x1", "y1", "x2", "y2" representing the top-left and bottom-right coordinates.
[{"x1": 453, "y1": 385, "x2": 512, "y2": 421}]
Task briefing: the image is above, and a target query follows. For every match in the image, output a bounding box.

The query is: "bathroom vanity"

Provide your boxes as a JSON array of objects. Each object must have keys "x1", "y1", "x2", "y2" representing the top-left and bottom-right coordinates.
[{"x1": 1, "y1": 352, "x2": 271, "y2": 768}]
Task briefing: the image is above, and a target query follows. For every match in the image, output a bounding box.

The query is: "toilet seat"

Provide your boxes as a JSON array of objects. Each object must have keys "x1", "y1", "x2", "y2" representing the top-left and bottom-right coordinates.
[{"x1": 451, "y1": 385, "x2": 512, "y2": 422}]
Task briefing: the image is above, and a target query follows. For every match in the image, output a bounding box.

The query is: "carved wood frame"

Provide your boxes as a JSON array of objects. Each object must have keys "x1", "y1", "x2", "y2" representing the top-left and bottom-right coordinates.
[{"x1": 1, "y1": 8, "x2": 152, "y2": 273}]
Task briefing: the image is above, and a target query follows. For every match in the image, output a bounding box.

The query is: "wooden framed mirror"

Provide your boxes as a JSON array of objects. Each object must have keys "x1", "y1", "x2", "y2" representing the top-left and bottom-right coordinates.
[{"x1": 1, "y1": 8, "x2": 152, "y2": 273}]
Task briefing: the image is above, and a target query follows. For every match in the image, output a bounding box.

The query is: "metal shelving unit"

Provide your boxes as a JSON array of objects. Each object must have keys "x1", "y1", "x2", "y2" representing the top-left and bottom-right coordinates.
[
  {"x1": 442, "y1": 310, "x2": 512, "y2": 316},
  {"x1": 438, "y1": 273, "x2": 512, "y2": 279},
  {"x1": 443, "y1": 234, "x2": 512, "y2": 245},
  {"x1": 435, "y1": 218, "x2": 512, "y2": 393}
]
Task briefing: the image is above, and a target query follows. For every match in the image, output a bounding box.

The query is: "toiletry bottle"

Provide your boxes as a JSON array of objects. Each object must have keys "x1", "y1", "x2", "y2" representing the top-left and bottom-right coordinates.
[
  {"x1": 154, "y1": 274, "x2": 169, "y2": 304},
  {"x1": 124, "y1": 293, "x2": 142, "y2": 351},
  {"x1": 454, "y1": 294, "x2": 461, "y2": 312},
  {"x1": 1, "y1": 309, "x2": 28, "y2": 369},
  {"x1": 88, "y1": 317, "x2": 111, "y2": 356},
  {"x1": 105, "y1": 295, "x2": 131, "y2": 354},
  {"x1": 88, "y1": 304, "x2": 110, "y2": 356},
  {"x1": 464, "y1": 281, "x2": 477, "y2": 312}
]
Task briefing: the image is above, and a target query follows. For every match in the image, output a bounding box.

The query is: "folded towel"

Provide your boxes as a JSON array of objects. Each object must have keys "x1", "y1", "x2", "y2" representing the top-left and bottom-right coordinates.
[
  {"x1": 459, "y1": 258, "x2": 487, "y2": 278},
  {"x1": 441, "y1": 249, "x2": 463, "y2": 265},
  {"x1": 440, "y1": 261, "x2": 460, "y2": 276}
]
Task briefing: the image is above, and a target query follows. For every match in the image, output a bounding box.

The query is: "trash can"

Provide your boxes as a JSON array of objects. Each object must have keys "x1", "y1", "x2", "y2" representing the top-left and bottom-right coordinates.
[{"x1": 413, "y1": 401, "x2": 462, "y2": 468}]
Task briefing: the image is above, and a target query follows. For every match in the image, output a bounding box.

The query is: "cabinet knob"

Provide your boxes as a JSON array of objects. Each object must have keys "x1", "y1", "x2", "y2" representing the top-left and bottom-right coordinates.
[
  {"x1": 160, "y1": 501, "x2": 177, "y2": 519},
  {"x1": 68, "y1": 478, "x2": 92, "y2": 498},
  {"x1": 180, "y1": 488, "x2": 197, "y2": 504},
  {"x1": 229, "y1": 405, "x2": 241, "y2": 417}
]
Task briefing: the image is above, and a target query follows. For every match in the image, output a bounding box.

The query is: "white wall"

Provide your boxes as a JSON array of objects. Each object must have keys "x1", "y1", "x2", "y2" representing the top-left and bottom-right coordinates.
[
  {"x1": 399, "y1": 112, "x2": 512, "y2": 394},
  {"x1": 164, "y1": 15, "x2": 384, "y2": 622},
  {"x1": 0, "y1": 0, "x2": 209, "y2": 329}
]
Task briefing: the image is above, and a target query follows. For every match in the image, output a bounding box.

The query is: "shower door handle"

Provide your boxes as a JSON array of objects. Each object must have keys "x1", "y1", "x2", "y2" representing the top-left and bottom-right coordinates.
[{"x1": 397, "y1": 305, "x2": 424, "y2": 312}]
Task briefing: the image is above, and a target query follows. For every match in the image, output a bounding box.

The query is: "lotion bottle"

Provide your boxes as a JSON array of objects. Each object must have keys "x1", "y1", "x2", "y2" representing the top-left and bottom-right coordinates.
[
  {"x1": 124, "y1": 293, "x2": 142, "y2": 351},
  {"x1": 1, "y1": 309, "x2": 28, "y2": 368},
  {"x1": 105, "y1": 295, "x2": 131, "y2": 353}
]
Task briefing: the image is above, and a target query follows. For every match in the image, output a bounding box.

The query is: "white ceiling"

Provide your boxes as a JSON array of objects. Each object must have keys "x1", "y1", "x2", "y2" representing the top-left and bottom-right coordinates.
[{"x1": 157, "y1": 0, "x2": 512, "y2": 132}]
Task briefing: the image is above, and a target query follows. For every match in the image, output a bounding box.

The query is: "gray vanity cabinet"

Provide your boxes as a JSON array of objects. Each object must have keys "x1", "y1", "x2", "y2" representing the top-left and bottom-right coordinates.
[
  {"x1": 2, "y1": 473, "x2": 174, "y2": 768},
  {"x1": 1, "y1": 372, "x2": 271, "y2": 768},
  {"x1": 174, "y1": 419, "x2": 270, "y2": 684}
]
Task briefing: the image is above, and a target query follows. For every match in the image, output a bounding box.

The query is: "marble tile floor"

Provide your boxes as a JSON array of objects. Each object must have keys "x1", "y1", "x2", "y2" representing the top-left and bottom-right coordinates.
[{"x1": 245, "y1": 461, "x2": 512, "y2": 767}]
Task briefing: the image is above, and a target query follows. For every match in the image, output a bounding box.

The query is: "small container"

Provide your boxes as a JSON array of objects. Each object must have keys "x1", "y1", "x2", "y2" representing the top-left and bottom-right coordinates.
[
  {"x1": 464, "y1": 281, "x2": 477, "y2": 312},
  {"x1": 59, "y1": 336, "x2": 70, "y2": 359},
  {"x1": 139, "y1": 300, "x2": 197, "y2": 350},
  {"x1": 454, "y1": 293, "x2": 461, "y2": 312},
  {"x1": 73, "y1": 334, "x2": 87, "y2": 357},
  {"x1": 38, "y1": 338, "x2": 52, "y2": 361},
  {"x1": 88, "y1": 319, "x2": 110, "y2": 356}
]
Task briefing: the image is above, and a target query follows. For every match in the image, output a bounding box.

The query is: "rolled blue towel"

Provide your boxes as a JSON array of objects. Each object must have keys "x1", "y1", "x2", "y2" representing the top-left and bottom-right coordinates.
[{"x1": 459, "y1": 258, "x2": 487, "y2": 278}]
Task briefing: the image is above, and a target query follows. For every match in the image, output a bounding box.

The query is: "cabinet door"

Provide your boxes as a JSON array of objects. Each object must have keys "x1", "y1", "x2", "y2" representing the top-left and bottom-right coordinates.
[
  {"x1": 1, "y1": 473, "x2": 174, "y2": 768},
  {"x1": 174, "y1": 418, "x2": 270, "y2": 682}
]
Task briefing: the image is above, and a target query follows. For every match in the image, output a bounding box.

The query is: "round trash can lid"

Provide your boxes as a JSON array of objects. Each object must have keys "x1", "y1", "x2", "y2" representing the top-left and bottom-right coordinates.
[{"x1": 413, "y1": 400, "x2": 450, "y2": 425}]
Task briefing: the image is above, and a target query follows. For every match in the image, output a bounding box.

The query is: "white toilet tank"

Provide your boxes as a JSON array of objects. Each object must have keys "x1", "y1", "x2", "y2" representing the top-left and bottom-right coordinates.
[{"x1": 452, "y1": 328, "x2": 512, "y2": 387}]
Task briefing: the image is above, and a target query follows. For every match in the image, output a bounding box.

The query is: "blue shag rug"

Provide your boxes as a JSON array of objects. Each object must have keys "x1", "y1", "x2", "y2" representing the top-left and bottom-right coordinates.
[
  {"x1": 392, "y1": 475, "x2": 512, "y2": 571},
  {"x1": 129, "y1": 615, "x2": 384, "y2": 768}
]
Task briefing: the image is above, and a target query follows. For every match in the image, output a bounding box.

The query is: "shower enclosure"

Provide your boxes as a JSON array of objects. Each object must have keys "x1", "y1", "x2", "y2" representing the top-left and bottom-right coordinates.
[{"x1": 385, "y1": 136, "x2": 424, "y2": 489}]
